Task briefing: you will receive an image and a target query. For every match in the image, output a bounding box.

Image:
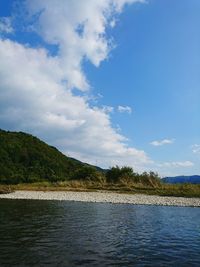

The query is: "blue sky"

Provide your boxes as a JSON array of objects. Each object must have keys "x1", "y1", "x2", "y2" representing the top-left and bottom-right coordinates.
[{"x1": 0, "y1": 0, "x2": 199, "y2": 176}]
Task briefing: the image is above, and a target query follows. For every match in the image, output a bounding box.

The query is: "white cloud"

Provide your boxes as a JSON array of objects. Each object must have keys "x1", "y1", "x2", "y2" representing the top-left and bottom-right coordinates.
[
  {"x1": 24, "y1": 0, "x2": 144, "y2": 92},
  {"x1": 0, "y1": 17, "x2": 13, "y2": 34},
  {"x1": 150, "y1": 139, "x2": 174, "y2": 146},
  {"x1": 155, "y1": 160, "x2": 194, "y2": 177},
  {"x1": 1, "y1": 0, "x2": 194, "y2": 177},
  {"x1": 102, "y1": 105, "x2": 114, "y2": 113},
  {"x1": 191, "y1": 144, "x2": 200, "y2": 154},
  {"x1": 0, "y1": 33, "x2": 150, "y2": 170},
  {"x1": 118, "y1": 105, "x2": 132, "y2": 114},
  {"x1": 4, "y1": 0, "x2": 197, "y2": 178},
  {"x1": 151, "y1": 160, "x2": 195, "y2": 177},
  {"x1": 157, "y1": 161, "x2": 194, "y2": 168}
]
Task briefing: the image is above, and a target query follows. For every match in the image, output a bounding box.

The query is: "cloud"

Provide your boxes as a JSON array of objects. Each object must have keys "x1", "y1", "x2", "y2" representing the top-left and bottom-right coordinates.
[
  {"x1": 118, "y1": 105, "x2": 132, "y2": 114},
  {"x1": 157, "y1": 161, "x2": 194, "y2": 168},
  {"x1": 0, "y1": 0, "x2": 150, "y2": 171},
  {"x1": 150, "y1": 139, "x2": 174, "y2": 146},
  {"x1": 151, "y1": 160, "x2": 195, "y2": 177},
  {"x1": 0, "y1": 17, "x2": 13, "y2": 34},
  {"x1": 24, "y1": 0, "x2": 144, "y2": 92},
  {"x1": 1, "y1": 0, "x2": 194, "y2": 177},
  {"x1": 102, "y1": 105, "x2": 114, "y2": 113},
  {"x1": 191, "y1": 144, "x2": 200, "y2": 154}
]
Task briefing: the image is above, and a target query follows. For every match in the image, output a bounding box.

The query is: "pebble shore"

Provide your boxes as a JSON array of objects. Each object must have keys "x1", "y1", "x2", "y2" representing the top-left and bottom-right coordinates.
[{"x1": 0, "y1": 190, "x2": 200, "y2": 207}]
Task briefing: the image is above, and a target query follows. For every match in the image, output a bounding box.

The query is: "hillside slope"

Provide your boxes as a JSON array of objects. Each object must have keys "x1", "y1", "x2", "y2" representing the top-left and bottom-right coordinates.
[{"x1": 0, "y1": 129, "x2": 100, "y2": 184}]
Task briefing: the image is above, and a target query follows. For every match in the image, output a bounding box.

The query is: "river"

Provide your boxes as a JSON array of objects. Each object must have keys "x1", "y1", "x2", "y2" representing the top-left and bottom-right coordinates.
[{"x1": 0, "y1": 199, "x2": 199, "y2": 266}]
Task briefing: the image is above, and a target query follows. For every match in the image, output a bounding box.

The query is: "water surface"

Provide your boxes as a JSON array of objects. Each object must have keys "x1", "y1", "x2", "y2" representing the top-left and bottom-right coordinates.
[{"x1": 0, "y1": 199, "x2": 199, "y2": 266}]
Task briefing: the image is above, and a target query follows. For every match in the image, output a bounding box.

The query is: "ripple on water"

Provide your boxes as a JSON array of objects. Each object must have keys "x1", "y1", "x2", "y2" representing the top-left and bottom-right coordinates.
[{"x1": 0, "y1": 200, "x2": 200, "y2": 267}]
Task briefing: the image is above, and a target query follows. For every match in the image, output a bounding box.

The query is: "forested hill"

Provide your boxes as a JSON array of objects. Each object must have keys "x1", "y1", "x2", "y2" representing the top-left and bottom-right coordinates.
[{"x1": 0, "y1": 129, "x2": 101, "y2": 184}]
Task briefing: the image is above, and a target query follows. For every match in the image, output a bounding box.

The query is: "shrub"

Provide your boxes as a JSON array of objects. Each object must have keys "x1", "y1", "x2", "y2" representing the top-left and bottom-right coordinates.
[
  {"x1": 106, "y1": 166, "x2": 135, "y2": 183},
  {"x1": 71, "y1": 166, "x2": 104, "y2": 182}
]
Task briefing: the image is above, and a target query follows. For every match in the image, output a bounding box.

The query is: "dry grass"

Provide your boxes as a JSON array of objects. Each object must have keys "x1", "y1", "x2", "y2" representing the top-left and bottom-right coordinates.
[
  {"x1": 0, "y1": 185, "x2": 14, "y2": 194},
  {"x1": 1, "y1": 180, "x2": 199, "y2": 198}
]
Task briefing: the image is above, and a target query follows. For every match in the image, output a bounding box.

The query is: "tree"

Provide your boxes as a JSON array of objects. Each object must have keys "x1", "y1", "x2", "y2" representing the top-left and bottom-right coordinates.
[
  {"x1": 106, "y1": 166, "x2": 121, "y2": 183},
  {"x1": 71, "y1": 166, "x2": 103, "y2": 181},
  {"x1": 106, "y1": 166, "x2": 135, "y2": 183}
]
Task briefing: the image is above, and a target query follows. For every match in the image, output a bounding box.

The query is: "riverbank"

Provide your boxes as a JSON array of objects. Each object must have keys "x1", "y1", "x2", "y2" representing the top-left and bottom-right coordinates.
[{"x1": 0, "y1": 190, "x2": 199, "y2": 207}]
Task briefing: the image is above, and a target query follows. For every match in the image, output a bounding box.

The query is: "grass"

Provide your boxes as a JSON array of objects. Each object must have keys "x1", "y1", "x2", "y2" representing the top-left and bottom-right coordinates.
[
  {"x1": 0, "y1": 185, "x2": 14, "y2": 194},
  {"x1": 1, "y1": 181, "x2": 200, "y2": 198}
]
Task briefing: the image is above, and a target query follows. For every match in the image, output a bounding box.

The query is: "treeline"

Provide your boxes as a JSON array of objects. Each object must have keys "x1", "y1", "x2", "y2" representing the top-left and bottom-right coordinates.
[
  {"x1": 71, "y1": 165, "x2": 161, "y2": 187},
  {"x1": 0, "y1": 129, "x2": 161, "y2": 186},
  {"x1": 106, "y1": 166, "x2": 161, "y2": 186}
]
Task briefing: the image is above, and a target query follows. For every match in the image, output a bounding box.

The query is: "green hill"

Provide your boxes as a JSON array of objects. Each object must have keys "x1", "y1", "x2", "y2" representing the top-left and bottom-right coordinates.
[
  {"x1": 1, "y1": 129, "x2": 200, "y2": 197},
  {"x1": 0, "y1": 129, "x2": 101, "y2": 184},
  {"x1": 0, "y1": 129, "x2": 161, "y2": 189}
]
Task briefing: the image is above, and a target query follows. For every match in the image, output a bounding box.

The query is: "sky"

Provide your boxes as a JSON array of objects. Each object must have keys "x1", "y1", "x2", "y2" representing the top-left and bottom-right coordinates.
[{"x1": 0, "y1": 0, "x2": 199, "y2": 176}]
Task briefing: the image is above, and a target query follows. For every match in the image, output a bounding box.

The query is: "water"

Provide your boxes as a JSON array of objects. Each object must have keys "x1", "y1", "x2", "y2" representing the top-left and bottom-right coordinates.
[{"x1": 0, "y1": 200, "x2": 199, "y2": 267}]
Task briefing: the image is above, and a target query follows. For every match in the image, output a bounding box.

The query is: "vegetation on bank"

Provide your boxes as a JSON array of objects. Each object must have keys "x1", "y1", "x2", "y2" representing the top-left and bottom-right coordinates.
[
  {"x1": 1, "y1": 181, "x2": 200, "y2": 198},
  {"x1": 0, "y1": 185, "x2": 13, "y2": 194},
  {"x1": 0, "y1": 129, "x2": 160, "y2": 186},
  {"x1": 0, "y1": 129, "x2": 200, "y2": 197}
]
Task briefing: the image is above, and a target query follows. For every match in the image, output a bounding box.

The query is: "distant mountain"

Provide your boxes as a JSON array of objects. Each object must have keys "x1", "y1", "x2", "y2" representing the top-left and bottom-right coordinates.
[
  {"x1": 162, "y1": 175, "x2": 200, "y2": 184},
  {"x1": 0, "y1": 129, "x2": 103, "y2": 184}
]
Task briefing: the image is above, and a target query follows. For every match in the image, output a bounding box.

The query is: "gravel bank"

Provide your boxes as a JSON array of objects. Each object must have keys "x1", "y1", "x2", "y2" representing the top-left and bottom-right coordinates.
[{"x1": 0, "y1": 190, "x2": 200, "y2": 207}]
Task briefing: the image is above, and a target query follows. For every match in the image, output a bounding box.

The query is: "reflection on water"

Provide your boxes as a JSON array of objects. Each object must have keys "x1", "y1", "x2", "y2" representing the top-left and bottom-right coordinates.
[{"x1": 0, "y1": 199, "x2": 200, "y2": 266}]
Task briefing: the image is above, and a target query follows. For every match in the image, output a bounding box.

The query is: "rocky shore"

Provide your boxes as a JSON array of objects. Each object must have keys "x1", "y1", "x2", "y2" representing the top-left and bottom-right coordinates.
[{"x1": 0, "y1": 190, "x2": 200, "y2": 207}]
